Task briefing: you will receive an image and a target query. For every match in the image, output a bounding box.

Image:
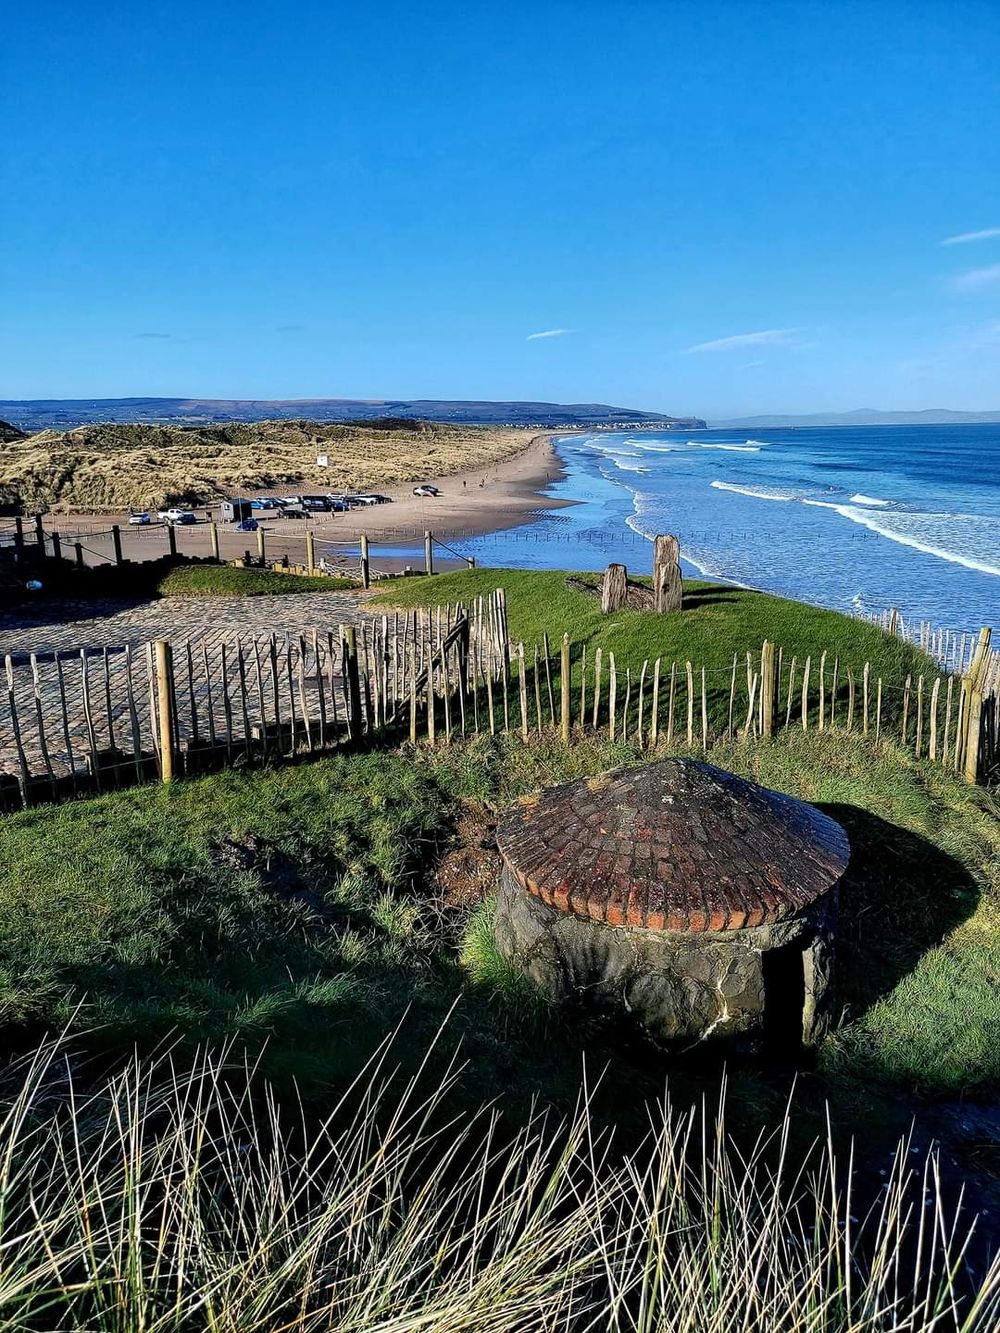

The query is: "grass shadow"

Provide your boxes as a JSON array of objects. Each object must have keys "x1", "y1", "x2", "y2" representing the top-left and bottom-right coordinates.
[{"x1": 818, "y1": 803, "x2": 980, "y2": 1019}]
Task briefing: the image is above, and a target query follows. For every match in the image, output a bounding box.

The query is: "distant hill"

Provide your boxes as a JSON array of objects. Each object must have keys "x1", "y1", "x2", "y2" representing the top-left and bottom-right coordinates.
[
  {"x1": 0, "y1": 397, "x2": 705, "y2": 432},
  {"x1": 713, "y1": 408, "x2": 1000, "y2": 428}
]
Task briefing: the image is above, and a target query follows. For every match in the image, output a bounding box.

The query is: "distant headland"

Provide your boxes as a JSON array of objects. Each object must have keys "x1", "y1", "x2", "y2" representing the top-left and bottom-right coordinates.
[
  {"x1": 0, "y1": 397, "x2": 706, "y2": 433},
  {"x1": 713, "y1": 408, "x2": 1000, "y2": 428}
]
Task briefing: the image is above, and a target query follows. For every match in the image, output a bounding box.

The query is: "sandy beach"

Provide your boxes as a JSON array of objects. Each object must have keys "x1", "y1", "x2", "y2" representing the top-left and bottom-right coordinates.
[{"x1": 33, "y1": 431, "x2": 571, "y2": 573}]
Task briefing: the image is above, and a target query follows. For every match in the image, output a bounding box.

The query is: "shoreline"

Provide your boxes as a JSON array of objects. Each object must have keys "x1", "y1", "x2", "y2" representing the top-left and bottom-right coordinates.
[{"x1": 37, "y1": 431, "x2": 576, "y2": 573}]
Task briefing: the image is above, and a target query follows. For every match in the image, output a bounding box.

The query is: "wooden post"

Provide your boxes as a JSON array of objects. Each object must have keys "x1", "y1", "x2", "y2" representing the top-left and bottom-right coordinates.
[
  {"x1": 686, "y1": 660, "x2": 694, "y2": 745},
  {"x1": 51, "y1": 531, "x2": 62, "y2": 561},
  {"x1": 601, "y1": 563, "x2": 628, "y2": 613},
  {"x1": 34, "y1": 514, "x2": 45, "y2": 550},
  {"x1": 111, "y1": 524, "x2": 123, "y2": 566},
  {"x1": 154, "y1": 640, "x2": 175, "y2": 783},
  {"x1": 256, "y1": 525, "x2": 266, "y2": 566},
  {"x1": 13, "y1": 517, "x2": 24, "y2": 553},
  {"x1": 928, "y1": 676, "x2": 941, "y2": 761},
  {"x1": 343, "y1": 626, "x2": 362, "y2": 740},
  {"x1": 74, "y1": 541, "x2": 85, "y2": 568},
  {"x1": 518, "y1": 642, "x2": 529, "y2": 741},
  {"x1": 359, "y1": 533, "x2": 370, "y2": 588},
  {"x1": 591, "y1": 646, "x2": 602, "y2": 730},
  {"x1": 210, "y1": 521, "x2": 220, "y2": 561},
  {"x1": 166, "y1": 524, "x2": 177, "y2": 557},
  {"x1": 608, "y1": 653, "x2": 617, "y2": 741},
  {"x1": 560, "y1": 633, "x2": 571, "y2": 743},
  {"x1": 650, "y1": 657, "x2": 661, "y2": 748},
  {"x1": 653, "y1": 534, "x2": 683, "y2": 613},
  {"x1": 306, "y1": 529, "x2": 316, "y2": 575},
  {"x1": 760, "y1": 641, "x2": 776, "y2": 737},
  {"x1": 424, "y1": 531, "x2": 434, "y2": 575}
]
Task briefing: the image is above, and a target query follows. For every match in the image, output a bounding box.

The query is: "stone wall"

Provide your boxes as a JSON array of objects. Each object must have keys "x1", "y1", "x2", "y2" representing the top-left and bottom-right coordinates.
[{"x1": 495, "y1": 866, "x2": 838, "y2": 1049}]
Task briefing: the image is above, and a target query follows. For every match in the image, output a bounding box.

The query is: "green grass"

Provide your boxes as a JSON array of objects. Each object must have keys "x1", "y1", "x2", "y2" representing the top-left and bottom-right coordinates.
[
  {"x1": 0, "y1": 726, "x2": 996, "y2": 1106},
  {"x1": 374, "y1": 568, "x2": 932, "y2": 683},
  {"x1": 156, "y1": 563, "x2": 358, "y2": 597}
]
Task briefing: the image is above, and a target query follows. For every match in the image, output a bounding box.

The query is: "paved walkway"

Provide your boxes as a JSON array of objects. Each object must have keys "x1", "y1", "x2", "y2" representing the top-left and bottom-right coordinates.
[{"x1": 0, "y1": 592, "x2": 371, "y2": 793}]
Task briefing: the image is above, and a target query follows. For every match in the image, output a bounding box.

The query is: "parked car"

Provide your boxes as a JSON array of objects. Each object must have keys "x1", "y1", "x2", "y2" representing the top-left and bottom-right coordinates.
[
  {"x1": 351, "y1": 494, "x2": 381, "y2": 506},
  {"x1": 128, "y1": 510, "x2": 151, "y2": 525},
  {"x1": 251, "y1": 496, "x2": 281, "y2": 510},
  {"x1": 157, "y1": 507, "x2": 197, "y2": 524},
  {"x1": 235, "y1": 517, "x2": 259, "y2": 532},
  {"x1": 325, "y1": 495, "x2": 349, "y2": 512},
  {"x1": 413, "y1": 484, "x2": 440, "y2": 497},
  {"x1": 301, "y1": 496, "x2": 329, "y2": 511}
]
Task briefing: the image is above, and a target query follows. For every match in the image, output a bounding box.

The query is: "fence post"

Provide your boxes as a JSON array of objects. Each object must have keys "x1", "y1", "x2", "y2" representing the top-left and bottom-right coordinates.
[
  {"x1": 760, "y1": 640, "x2": 776, "y2": 736},
  {"x1": 306, "y1": 529, "x2": 316, "y2": 575},
  {"x1": 111, "y1": 524, "x2": 123, "y2": 566},
  {"x1": 343, "y1": 626, "x2": 362, "y2": 740},
  {"x1": 51, "y1": 531, "x2": 62, "y2": 561},
  {"x1": 210, "y1": 522, "x2": 220, "y2": 562},
  {"x1": 167, "y1": 524, "x2": 177, "y2": 558},
  {"x1": 74, "y1": 541, "x2": 85, "y2": 568},
  {"x1": 34, "y1": 514, "x2": 45, "y2": 550},
  {"x1": 154, "y1": 640, "x2": 175, "y2": 783},
  {"x1": 360, "y1": 533, "x2": 371, "y2": 588},
  {"x1": 962, "y1": 627, "x2": 992, "y2": 785},
  {"x1": 256, "y1": 525, "x2": 266, "y2": 567},
  {"x1": 560, "y1": 633, "x2": 571, "y2": 743},
  {"x1": 424, "y1": 531, "x2": 434, "y2": 575},
  {"x1": 13, "y1": 516, "x2": 24, "y2": 553}
]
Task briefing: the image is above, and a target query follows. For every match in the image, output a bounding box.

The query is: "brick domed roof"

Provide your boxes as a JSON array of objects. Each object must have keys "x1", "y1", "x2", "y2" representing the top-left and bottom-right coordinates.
[{"x1": 496, "y1": 759, "x2": 849, "y2": 933}]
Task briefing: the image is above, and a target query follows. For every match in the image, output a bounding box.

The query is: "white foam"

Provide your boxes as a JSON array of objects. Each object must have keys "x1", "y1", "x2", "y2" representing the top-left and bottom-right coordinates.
[
  {"x1": 849, "y1": 494, "x2": 891, "y2": 506},
  {"x1": 744, "y1": 439, "x2": 772, "y2": 447},
  {"x1": 801, "y1": 500, "x2": 1000, "y2": 577},
  {"x1": 699, "y1": 443, "x2": 762, "y2": 452},
  {"x1": 711, "y1": 481, "x2": 797, "y2": 501}
]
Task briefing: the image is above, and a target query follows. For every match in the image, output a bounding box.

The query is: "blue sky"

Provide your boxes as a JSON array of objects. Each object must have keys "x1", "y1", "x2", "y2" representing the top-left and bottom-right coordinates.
[{"x1": 3, "y1": 0, "x2": 1000, "y2": 415}]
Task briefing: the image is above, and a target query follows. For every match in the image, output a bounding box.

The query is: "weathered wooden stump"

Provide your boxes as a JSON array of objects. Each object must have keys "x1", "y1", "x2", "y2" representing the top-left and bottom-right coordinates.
[
  {"x1": 653, "y1": 534, "x2": 683, "y2": 613},
  {"x1": 601, "y1": 563, "x2": 628, "y2": 613}
]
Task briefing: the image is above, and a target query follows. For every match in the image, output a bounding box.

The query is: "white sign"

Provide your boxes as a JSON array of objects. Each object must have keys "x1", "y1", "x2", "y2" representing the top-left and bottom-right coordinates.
[{"x1": 316, "y1": 453, "x2": 329, "y2": 468}]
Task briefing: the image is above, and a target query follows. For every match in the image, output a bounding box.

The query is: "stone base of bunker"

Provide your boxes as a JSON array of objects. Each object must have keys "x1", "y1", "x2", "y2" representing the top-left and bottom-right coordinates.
[
  {"x1": 494, "y1": 759, "x2": 849, "y2": 1052},
  {"x1": 495, "y1": 866, "x2": 837, "y2": 1048}
]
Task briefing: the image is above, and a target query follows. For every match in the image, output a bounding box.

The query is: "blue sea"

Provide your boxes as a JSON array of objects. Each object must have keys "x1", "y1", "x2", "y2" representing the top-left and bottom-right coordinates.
[{"x1": 451, "y1": 424, "x2": 1000, "y2": 633}]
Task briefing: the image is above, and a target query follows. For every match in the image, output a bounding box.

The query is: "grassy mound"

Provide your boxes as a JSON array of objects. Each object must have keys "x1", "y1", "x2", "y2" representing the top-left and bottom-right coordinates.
[{"x1": 374, "y1": 569, "x2": 933, "y2": 682}]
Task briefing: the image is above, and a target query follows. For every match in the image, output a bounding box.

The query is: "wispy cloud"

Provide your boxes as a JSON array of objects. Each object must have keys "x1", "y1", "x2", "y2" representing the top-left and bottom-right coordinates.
[
  {"x1": 526, "y1": 328, "x2": 573, "y2": 341},
  {"x1": 276, "y1": 324, "x2": 305, "y2": 333},
  {"x1": 741, "y1": 360, "x2": 765, "y2": 369},
  {"x1": 135, "y1": 331, "x2": 172, "y2": 340},
  {"x1": 941, "y1": 227, "x2": 1000, "y2": 246},
  {"x1": 949, "y1": 264, "x2": 1000, "y2": 291},
  {"x1": 684, "y1": 328, "x2": 798, "y2": 354}
]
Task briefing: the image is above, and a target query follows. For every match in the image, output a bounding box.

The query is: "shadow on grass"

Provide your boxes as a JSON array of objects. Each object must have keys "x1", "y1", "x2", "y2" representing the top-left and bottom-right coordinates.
[{"x1": 818, "y1": 802, "x2": 980, "y2": 1019}]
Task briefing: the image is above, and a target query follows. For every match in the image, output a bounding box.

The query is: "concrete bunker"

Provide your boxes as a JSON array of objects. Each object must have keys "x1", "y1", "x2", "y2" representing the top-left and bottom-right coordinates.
[{"x1": 494, "y1": 759, "x2": 850, "y2": 1050}]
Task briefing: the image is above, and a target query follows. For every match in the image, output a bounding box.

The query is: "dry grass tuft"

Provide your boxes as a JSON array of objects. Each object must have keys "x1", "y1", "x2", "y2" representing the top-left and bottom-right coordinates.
[
  {"x1": 0, "y1": 418, "x2": 533, "y2": 512},
  {"x1": 0, "y1": 1030, "x2": 996, "y2": 1331}
]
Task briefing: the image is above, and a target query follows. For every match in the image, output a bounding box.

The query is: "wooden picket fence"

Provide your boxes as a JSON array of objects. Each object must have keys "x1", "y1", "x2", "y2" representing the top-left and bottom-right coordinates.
[{"x1": 1, "y1": 589, "x2": 996, "y2": 809}]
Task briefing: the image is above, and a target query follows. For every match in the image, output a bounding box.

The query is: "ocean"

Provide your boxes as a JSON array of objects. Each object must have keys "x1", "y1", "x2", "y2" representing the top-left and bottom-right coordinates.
[{"x1": 451, "y1": 424, "x2": 1000, "y2": 633}]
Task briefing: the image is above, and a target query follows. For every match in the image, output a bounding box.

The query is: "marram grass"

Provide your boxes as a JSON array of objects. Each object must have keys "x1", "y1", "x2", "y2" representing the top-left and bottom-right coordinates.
[{"x1": 0, "y1": 1029, "x2": 995, "y2": 1332}]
